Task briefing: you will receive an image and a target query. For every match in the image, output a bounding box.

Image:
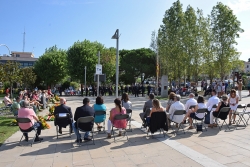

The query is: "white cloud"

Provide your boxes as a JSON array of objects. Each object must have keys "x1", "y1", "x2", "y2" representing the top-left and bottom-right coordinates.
[{"x1": 228, "y1": 0, "x2": 250, "y2": 13}]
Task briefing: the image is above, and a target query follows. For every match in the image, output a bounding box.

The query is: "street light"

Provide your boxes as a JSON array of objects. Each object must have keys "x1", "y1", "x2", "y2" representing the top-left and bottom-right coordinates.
[
  {"x1": 111, "y1": 29, "x2": 119, "y2": 98},
  {"x1": 141, "y1": 73, "x2": 145, "y2": 84},
  {"x1": 0, "y1": 44, "x2": 11, "y2": 56}
]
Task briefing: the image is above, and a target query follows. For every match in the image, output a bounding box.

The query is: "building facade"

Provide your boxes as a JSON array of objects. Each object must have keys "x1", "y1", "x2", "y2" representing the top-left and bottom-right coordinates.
[
  {"x1": 244, "y1": 61, "x2": 250, "y2": 73},
  {"x1": 0, "y1": 51, "x2": 38, "y2": 68}
]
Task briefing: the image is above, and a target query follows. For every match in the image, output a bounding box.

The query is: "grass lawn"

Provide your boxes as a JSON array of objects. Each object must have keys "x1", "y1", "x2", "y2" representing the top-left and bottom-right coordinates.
[{"x1": 0, "y1": 117, "x2": 19, "y2": 146}]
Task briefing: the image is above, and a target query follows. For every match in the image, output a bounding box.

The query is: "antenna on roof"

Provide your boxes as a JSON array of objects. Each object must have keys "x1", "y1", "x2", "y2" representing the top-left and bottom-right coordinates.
[{"x1": 23, "y1": 28, "x2": 26, "y2": 52}]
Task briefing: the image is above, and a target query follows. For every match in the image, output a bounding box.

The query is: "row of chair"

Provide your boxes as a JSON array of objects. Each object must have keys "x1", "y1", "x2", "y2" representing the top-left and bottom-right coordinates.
[{"x1": 16, "y1": 109, "x2": 133, "y2": 146}]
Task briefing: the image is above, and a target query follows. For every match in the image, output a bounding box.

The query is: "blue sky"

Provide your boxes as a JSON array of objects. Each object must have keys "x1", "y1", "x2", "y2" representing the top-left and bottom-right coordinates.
[{"x1": 0, "y1": 0, "x2": 249, "y2": 61}]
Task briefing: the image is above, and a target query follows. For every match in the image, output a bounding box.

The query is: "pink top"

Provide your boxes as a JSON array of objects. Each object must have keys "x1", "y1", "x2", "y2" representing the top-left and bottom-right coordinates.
[
  {"x1": 18, "y1": 108, "x2": 37, "y2": 130},
  {"x1": 4, "y1": 96, "x2": 11, "y2": 105},
  {"x1": 110, "y1": 107, "x2": 127, "y2": 128}
]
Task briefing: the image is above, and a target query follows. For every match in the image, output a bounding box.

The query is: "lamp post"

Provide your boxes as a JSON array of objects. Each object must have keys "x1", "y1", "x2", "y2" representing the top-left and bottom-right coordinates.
[
  {"x1": 0, "y1": 44, "x2": 11, "y2": 55},
  {"x1": 111, "y1": 29, "x2": 119, "y2": 98},
  {"x1": 141, "y1": 73, "x2": 145, "y2": 84},
  {"x1": 97, "y1": 51, "x2": 100, "y2": 96}
]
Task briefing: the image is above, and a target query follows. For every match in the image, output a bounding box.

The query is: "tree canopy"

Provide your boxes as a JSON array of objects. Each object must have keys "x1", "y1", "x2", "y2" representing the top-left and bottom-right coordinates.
[{"x1": 34, "y1": 45, "x2": 67, "y2": 86}]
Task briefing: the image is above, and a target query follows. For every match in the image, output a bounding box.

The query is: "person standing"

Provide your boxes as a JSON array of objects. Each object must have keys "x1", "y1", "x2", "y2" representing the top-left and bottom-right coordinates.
[
  {"x1": 54, "y1": 98, "x2": 73, "y2": 134},
  {"x1": 238, "y1": 79, "x2": 243, "y2": 101},
  {"x1": 72, "y1": 98, "x2": 94, "y2": 142}
]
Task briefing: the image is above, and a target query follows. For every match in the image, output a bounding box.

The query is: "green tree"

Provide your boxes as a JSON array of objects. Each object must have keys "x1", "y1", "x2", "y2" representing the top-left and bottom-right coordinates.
[
  {"x1": 120, "y1": 48, "x2": 156, "y2": 84},
  {"x1": 0, "y1": 61, "x2": 21, "y2": 97},
  {"x1": 211, "y1": 2, "x2": 244, "y2": 80},
  {"x1": 67, "y1": 40, "x2": 116, "y2": 85},
  {"x1": 34, "y1": 45, "x2": 67, "y2": 86},
  {"x1": 19, "y1": 67, "x2": 37, "y2": 89},
  {"x1": 158, "y1": 0, "x2": 185, "y2": 85}
]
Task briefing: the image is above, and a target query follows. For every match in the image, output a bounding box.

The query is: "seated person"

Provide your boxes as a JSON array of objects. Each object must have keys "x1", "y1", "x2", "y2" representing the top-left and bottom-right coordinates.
[
  {"x1": 11, "y1": 96, "x2": 21, "y2": 116},
  {"x1": 72, "y1": 98, "x2": 94, "y2": 143},
  {"x1": 146, "y1": 99, "x2": 165, "y2": 125},
  {"x1": 4, "y1": 93, "x2": 12, "y2": 107},
  {"x1": 121, "y1": 93, "x2": 132, "y2": 109},
  {"x1": 18, "y1": 100, "x2": 43, "y2": 142},
  {"x1": 92, "y1": 96, "x2": 107, "y2": 131},
  {"x1": 185, "y1": 93, "x2": 197, "y2": 112},
  {"x1": 208, "y1": 95, "x2": 229, "y2": 128},
  {"x1": 182, "y1": 96, "x2": 206, "y2": 129},
  {"x1": 206, "y1": 90, "x2": 220, "y2": 112},
  {"x1": 139, "y1": 93, "x2": 154, "y2": 127},
  {"x1": 54, "y1": 98, "x2": 73, "y2": 134},
  {"x1": 107, "y1": 98, "x2": 127, "y2": 138},
  {"x1": 48, "y1": 88, "x2": 54, "y2": 97},
  {"x1": 166, "y1": 92, "x2": 176, "y2": 112},
  {"x1": 169, "y1": 95, "x2": 185, "y2": 125}
]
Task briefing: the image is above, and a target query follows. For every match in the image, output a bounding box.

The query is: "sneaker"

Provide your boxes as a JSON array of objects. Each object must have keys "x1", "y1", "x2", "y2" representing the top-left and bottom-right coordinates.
[
  {"x1": 24, "y1": 137, "x2": 28, "y2": 142},
  {"x1": 59, "y1": 129, "x2": 62, "y2": 134}
]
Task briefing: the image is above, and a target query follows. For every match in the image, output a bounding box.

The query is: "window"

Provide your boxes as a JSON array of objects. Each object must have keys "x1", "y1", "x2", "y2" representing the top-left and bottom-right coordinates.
[
  {"x1": 16, "y1": 54, "x2": 20, "y2": 57},
  {"x1": 247, "y1": 65, "x2": 249, "y2": 68},
  {"x1": 23, "y1": 63, "x2": 28, "y2": 67}
]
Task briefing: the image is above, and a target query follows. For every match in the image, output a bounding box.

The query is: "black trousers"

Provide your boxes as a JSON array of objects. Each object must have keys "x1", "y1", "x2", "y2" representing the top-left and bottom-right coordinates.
[{"x1": 23, "y1": 122, "x2": 42, "y2": 137}]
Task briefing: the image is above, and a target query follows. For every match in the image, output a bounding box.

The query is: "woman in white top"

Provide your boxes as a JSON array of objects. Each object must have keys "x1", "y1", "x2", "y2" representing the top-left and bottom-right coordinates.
[
  {"x1": 228, "y1": 89, "x2": 239, "y2": 125},
  {"x1": 182, "y1": 96, "x2": 206, "y2": 129},
  {"x1": 121, "y1": 93, "x2": 132, "y2": 109}
]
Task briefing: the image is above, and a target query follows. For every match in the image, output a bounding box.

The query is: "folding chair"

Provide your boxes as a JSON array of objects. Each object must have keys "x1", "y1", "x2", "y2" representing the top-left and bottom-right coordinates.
[
  {"x1": 55, "y1": 113, "x2": 72, "y2": 139},
  {"x1": 170, "y1": 110, "x2": 186, "y2": 134},
  {"x1": 126, "y1": 109, "x2": 132, "y2": 132},
  {"x1": 77, "y1": 116, "x2": 95, "y2": 145},
  {"x1": 16, "y1": 118, "x2": 41, "y2": 147},
  {"x1": 234, "y1": 104, "x2": 247, "y2": 129},
  {"x1": 214, "y1": 107, "x2": 231, "y2": 131},
  {"x1": 147, "y1": 112, "x2": 167, "y2": 138},
  {"x1": 141, "y1": 108, "x2": 151, "y2": 128},
  {"x1": 111, "y1": 114, "x2": 129, "y2": 142},
  {"x1": 244, "y1": 104, "x2": 250, "y2": 125},
  {"x1": 94, "y1": 110, "x2": 106, "y2": 133},
  {"x1": 193, "y1": 108, "x2": 208, "y2": 132}
]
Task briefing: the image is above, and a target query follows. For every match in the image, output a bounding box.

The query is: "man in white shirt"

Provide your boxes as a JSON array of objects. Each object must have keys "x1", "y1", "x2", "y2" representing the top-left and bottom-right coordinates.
[
  {"x1": 185, "y1": 93, "x2": 197, "y2": 112},
  {"x1": 206, "y1": 90, "x2": 220, "y2": 111},
  {"x1": 169, "y1": 95, "x2": 185, "y2": 124}
]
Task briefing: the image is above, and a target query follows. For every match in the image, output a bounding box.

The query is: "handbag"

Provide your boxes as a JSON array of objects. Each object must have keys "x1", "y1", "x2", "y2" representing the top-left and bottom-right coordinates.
[{"x1": 196, "y1": 124, "x2": 203, "y2": 132}]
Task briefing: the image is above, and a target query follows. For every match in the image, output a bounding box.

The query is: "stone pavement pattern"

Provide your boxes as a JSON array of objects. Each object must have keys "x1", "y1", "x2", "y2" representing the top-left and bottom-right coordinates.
[{"x1": 1, "y1": 91, "x2": 250, "y2": 167}]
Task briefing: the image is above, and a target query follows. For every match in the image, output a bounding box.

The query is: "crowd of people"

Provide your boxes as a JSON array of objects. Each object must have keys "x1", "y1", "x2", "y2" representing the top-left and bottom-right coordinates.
[
  {"x1": 13, "y1": 87, "x2": 242, "y2": 143},
  {"x1": 3, "y1": 88, "x2": 54, "y2": 116}
]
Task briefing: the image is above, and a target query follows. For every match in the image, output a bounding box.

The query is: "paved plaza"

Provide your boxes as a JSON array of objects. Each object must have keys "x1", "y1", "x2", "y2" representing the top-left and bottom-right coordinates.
[{"x1": 1, "y1": 91, "x2": 250, "y2": 167}]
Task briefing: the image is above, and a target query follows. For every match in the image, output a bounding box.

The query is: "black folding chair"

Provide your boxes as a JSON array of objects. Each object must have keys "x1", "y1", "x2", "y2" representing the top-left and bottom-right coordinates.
[
  {"x1": 214, "y1": 107, "x2": 231, "y2": 131},
  {"x1": 55, "y1": 113, "x2": 72, "y2": 139},
  {"x1": 77, "y1": 116, "x2": 95, "y2": 145},
  {"x1": 147, "y1": 112, "x2": 167, "y2": 138},
  {"x1": 234, "y1": 104, "x2": 247, "y2": 129},
  {"x1": 170, "y1": 110, "x2": 186, "y2": 134},
  {"x1": 193, "y1": 108, "x2": 208, "y2": 132},
  {"x1": 111, "y1": 114, "x2": 129, "y2": 142},
  {"x1": 94, "y1": 110, "x2": 106, "y2": 133},
  {"x1": 126, "y1": 109, "x2": 132, "y2": 132},
  {"x1": 16, "y1": 118, "x2": 41, "y2": 147}
]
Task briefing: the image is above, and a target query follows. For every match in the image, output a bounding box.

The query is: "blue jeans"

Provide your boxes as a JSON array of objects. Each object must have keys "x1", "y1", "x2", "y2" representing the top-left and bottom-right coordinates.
[{"x1": 72, "y1": 122, "x2": 89, "y2": 139}]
